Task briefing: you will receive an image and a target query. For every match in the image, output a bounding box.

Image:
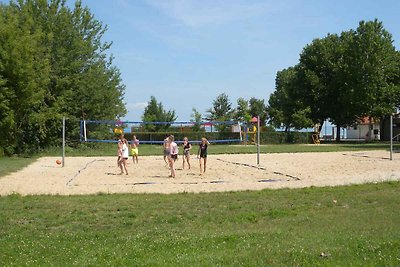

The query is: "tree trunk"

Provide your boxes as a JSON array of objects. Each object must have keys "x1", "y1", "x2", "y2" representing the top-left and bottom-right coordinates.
[
  {"x1": 380, "y1": 116, "x2": 385, "y2": 141},
  {"x1": 367, "y1": 116, "x2": 372, "y2": 142},
  {"x1": 336, "y1": 125, "x2": 341, "y2": 142},
  {"x1": 318, "y1": 121, "x2": 324, "y2": 133}
]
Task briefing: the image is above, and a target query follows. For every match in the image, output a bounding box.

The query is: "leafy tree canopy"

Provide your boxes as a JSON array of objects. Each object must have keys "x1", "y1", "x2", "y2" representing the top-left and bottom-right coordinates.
[
  {"x1": 249, "y1": 97, "x2": 267, "y2": 126},
  {"x1": 190, "y1": 107, "x2": 203, "y2": 132},
  {"x1": 142, "y1": 96, "x2": 176, "y2": 132},
  {"x1": 206, "y1": 93, "x2": 233, "y2": 121},
  {"x1": 206, "y1": 93, "x2": 234, "y2": 132},
  {"x1": 0, "y1": 0, "x2": 126, "y2": 154},
  {"x1": 268, "y1": 19, "x2": 400, "y2": 139}
]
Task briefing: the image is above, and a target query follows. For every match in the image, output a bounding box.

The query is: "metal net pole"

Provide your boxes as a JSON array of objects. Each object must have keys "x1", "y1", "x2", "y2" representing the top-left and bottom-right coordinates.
[
  {"x1": 62, "y1": 116, "x2": 65, "y2": 167},
  {"x1": 390, "y1": 114, "x2": 393, "y2": 161},
  {"x1": 257, "y1": 116, "x2": 260, "y2": 165}
]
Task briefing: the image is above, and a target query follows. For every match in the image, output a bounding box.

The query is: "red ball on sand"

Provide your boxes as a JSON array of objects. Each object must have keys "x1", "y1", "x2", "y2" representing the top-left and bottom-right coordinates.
[{"x1": 56, "y1": 159, "x2": 62, "y2": 165}]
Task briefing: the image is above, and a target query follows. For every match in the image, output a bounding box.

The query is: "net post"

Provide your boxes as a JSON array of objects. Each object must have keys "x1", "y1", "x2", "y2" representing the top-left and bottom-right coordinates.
[
  {"x1": 83, "y1": 120, "x2": 87, "y2": 142},
  {"x1": 257, "y1": 116, "x2": 260, "y2": 166},
  {"x1": 238, "y1": 121, "x2": 243, "y2": 142},
  {"x1": 62, "y1": 116, "x2": 65, "y2": 167},
  {"x1": 80, "y1": 120, "x2": 82, "y2": 142}
]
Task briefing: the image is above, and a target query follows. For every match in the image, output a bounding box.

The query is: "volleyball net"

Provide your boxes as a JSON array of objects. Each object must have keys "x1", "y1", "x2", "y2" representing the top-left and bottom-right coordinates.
[{"x1": 80, "y1": 120, "x2": 243, "y2": 144}]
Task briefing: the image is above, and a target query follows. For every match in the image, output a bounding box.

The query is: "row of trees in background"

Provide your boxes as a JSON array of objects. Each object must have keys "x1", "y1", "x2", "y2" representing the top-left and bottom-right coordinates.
[
  {"x1": 0, "y1": 0, "x2": 125, "y2": 155},
  {"x1": 267, "y1": 20, "x2": 400, "y2": 140},
  {"x1": 141, "y1": 93, "x2": 268, "y2": 132}
]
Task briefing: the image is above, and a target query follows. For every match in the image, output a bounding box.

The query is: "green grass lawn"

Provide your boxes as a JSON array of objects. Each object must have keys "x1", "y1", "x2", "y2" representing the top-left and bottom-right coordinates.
[
  {"x1": 0, "y1": 182, "x2": 399, "y2": 265},
  {"x1": 0, "y1": 157, "x2": 37, "y2": 178}
]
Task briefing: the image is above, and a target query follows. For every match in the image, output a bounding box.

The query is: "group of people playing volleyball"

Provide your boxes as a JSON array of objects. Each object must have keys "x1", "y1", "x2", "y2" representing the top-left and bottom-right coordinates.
[{"x1": 117, "y1": 134, "x2": 210, "y2": 177}]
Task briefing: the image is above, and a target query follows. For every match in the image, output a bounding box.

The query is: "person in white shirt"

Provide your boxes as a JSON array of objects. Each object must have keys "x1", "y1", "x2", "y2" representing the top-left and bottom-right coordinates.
[
  {"x1": 168, "y1": 135, "x2": 178, "y2": 178},
  {"x1": 121, "y1": 139, "x2": 129, "y2": 175}
]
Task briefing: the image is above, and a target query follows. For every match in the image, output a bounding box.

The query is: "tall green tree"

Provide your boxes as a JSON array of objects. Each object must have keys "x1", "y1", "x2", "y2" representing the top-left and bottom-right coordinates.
[
  {"x1": 190, "y1": 108, "x2": 203, "y2": 132},
  {"x1": 206, "y1": 93, "x2": 233, "y2": 121},
  {"x1": 0, "y1": 0, "x2": 126, "y2": 154},
  {"x1": 206, "y1": 93, "x2": 234, "y2": 132},
  {"x1": 269, "y1": 19, "x2": 400, "y2": 140},
  {"x1": 47, "y1": 0, "x2": 126, "y2": 138},
  {"x1": 142, "y1": 96, "x2": 176, "y2": 132},
  {"x1": 348, "y1": 20, "x2": 400, "y2": 118},
  {"x1": 0, "y1": 76, "x2": 14, "y2": 154},
  {"x1": 234, "y1": 97, "x2": 250, "y2": 122},
  {"x1": 297, "y1": 33, "x2": 350, "y2": 135},
  {"x1": 249, "y1": 97, "x2": 268, "y2": 126},
  {"x1": 345, "y1": 20, "x2": 400, "y2": 140},
  {"x1": 296, "y1": 20, "x2": 400, "y2": 140},
  {"x1": 0, "y1": 0, "x2": 51, "y2": 153},
  {"x1": 268, "y1": 67, "x2": 313, "y2": 131}
]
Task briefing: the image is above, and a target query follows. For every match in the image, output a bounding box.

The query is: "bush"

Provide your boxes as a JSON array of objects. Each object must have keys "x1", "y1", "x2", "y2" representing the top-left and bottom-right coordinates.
[{"x1": 259, "y1": 131, "x2": 311, "y2": 144}]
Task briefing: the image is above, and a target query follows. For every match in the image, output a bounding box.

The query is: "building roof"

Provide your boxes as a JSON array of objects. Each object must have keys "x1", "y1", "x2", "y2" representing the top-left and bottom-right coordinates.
[{"x1": 356, "y1": 117, "x2": 379, "y2": 125}]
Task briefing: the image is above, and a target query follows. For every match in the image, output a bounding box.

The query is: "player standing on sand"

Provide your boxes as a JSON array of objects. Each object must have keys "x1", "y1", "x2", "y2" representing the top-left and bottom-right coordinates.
[
  {"x1": 121, "y1": 138, "x2": 129, "y2": 175},
  {"x1": 117, "y1": 134, "x2": 127, "y2": 175},
  {"x1": 130, "y1": 135, "x2": 139, "y2": 164},
  {"x1": 198, "y1": 137, "x2": 210, "y2": 175},
  {"x1": 163, "y1": 135, "x2": 169, "y2": 167},
  {"x1": 182, "y1": 137, "x2": 191, "y2": 169},
  {"x1": 168, "y1": 135, "x2": 179, "y2": 178}
]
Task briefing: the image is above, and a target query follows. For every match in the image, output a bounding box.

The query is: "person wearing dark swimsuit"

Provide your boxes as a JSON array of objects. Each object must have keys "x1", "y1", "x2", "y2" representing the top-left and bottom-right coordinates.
[
  {"x1": 198, "y1": 137, "x2": 209, "y2": 175},
  {"x1": 182, "y1": 137, "x2": 192, "y2": 169}
]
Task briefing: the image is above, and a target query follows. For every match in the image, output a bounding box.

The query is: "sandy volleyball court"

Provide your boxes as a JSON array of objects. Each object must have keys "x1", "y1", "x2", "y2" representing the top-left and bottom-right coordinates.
[{"x1": 0, "y1": 150, "x2": 399, "y2": 196}]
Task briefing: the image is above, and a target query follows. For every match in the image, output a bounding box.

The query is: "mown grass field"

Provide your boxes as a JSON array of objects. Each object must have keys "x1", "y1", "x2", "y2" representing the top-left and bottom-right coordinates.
[
  {"x1": 1, "y1": 143, "x2": 399, "y2": 265},
  {"x1": 0, "y1": 157, "x2": 37, "y2": 178},
  {"x1": 0, "y1": 182, "x2": 399, "y2": 266}
]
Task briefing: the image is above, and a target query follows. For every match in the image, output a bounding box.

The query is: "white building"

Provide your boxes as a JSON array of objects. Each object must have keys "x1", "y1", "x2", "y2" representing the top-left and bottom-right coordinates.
[{"x1": 346, "y1": 117, "x2": 380, "y2": 140}]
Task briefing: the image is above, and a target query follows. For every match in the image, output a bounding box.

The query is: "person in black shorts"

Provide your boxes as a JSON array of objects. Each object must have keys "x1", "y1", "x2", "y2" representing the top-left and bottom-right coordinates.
[
  {"x1": 182, "y1": 137, "x2": 191, "y2": 169},
  {"x1": 197, "y1": 137, "x2": 209, "y2": 175}
]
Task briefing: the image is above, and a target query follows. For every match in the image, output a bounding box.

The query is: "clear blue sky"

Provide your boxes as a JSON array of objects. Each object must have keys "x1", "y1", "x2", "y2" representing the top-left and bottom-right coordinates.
[{"x1": 27, "y1": 1, "x2": 400, "y2": 121}]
